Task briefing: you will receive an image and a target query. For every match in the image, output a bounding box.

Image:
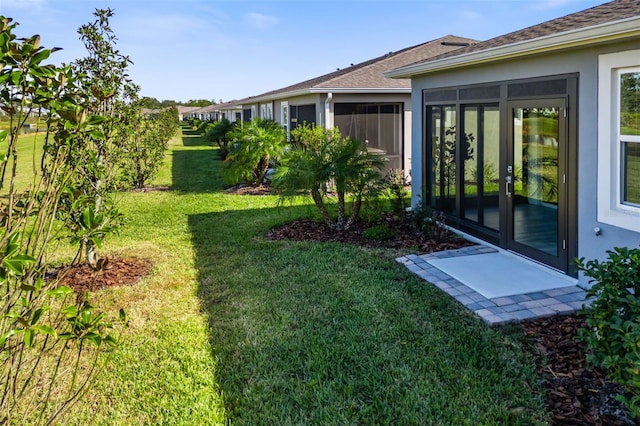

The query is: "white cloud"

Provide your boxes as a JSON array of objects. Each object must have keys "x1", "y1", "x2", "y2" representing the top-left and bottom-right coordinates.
[
  {"x1": 530, "y1": 0, "x2": 574, "y2": 11},
  {"x1": 460, "y1": 9, "x2": 482, "y2": 20},
  {"x1": 245, "y1": 12, "x2": 278, "y2": 30}
]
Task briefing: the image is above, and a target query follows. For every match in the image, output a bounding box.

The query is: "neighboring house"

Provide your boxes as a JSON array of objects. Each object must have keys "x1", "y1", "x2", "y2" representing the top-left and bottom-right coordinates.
[
  {"x1": 385, "y1": 0, "x2": 640, "y2": 281},
  {"x1": 216, "y1": 100, "x2": 243, "y2": 123},
  {"x1": 190, "y1": 103, "x2": 221, "y2": 121},
  {"x1": 176, "y1": 106, "x2": 202, "y2": 121},
  {"x1": 239, "y1": 35, "x2": 477, "y2": 171}
]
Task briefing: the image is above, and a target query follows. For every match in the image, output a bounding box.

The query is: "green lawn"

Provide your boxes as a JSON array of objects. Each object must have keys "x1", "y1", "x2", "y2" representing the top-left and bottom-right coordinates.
[{"x1": 50, "y1": 126, "x2": 549, "y2": 424}]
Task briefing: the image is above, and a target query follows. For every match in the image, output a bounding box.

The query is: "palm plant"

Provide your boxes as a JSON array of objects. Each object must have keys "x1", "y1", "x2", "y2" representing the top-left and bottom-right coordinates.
[
  {"x1": 274, "y1": 124, "x2": 385, "y2": 231},
  {"x1": 222, "y1": 118, "x2": 286, "y2": 186},
  {"x1": 205, "y1": 118, "x2": 235, "y2": 159}
]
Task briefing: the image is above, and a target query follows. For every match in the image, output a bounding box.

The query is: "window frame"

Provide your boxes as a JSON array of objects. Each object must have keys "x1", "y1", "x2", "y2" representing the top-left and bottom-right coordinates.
[{"x1": 597, "y1": 50, "x2": 640, "y2": 232}]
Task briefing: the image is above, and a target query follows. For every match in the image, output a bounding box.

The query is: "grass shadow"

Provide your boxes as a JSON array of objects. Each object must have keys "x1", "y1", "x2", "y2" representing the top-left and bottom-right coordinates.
[
  {"x1": 188, "y1": 202, "x2": 547, "y2": 424},
  {"x1": 171, "y1": 128, "x2": 225, "y2": 193},
  {"x1": 180, "y1": 126, "x2": 211, "y2": 147}
]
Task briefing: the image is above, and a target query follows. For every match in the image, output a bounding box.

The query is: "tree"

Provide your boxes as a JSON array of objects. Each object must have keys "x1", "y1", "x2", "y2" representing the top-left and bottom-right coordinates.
[
  {"x1": 186, "y1": 99, "x2": 213, "y2": 107},
  {"x1": 273, "y1": 124, "x2": 385, "y2": 230},
  {"x1": 222, "y1": 118, "x2": 286, "y2": 186},
  {"x1": 205, "y1": 117, "x2": 235, "y2": 159},
  {"x1": 120, "y1": 105, "x2": 178, "y2": 189},
  {"x1": 140, "y1": 96, "x2": 161, "y2": 109},
  {"x1": 0, "y1": 16, "x2": 124, "y2": 424},
  {"x1": 160, "y1": 99, "x2": 178, "y2": 108},
  {"x1": 63, "y1": 8, "x2": 138, "y2": 268}
]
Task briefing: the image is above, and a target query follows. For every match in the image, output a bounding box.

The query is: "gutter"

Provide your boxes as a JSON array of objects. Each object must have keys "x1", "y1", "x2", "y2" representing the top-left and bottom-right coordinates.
[
  {"x1": 385, "y1": 16, "x2": 640, "y2": 78},
  {"x1": 324, "y1": 92, "x2": 333, "y2": 129}
]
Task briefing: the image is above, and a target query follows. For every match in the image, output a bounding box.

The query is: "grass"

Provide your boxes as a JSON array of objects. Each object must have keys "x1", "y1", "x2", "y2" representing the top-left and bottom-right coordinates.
[{"x1": 25, "y1": 125, "x2": 549, "y2": 424}]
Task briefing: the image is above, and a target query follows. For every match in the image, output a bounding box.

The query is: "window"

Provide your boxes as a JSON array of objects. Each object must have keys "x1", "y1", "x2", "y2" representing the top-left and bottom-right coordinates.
[
  {"x1": 334, "y1": 103, "x2": 403, "y2": 170},
  {"x1": 620, "y1": 71, "x2": 640, "y2": 205},
  {"x1": 598, "y1": 51, "x2": 640, "y2": 232},
  {"x1": 280, "y1": 101, "x2": 289, "y2": 138}
]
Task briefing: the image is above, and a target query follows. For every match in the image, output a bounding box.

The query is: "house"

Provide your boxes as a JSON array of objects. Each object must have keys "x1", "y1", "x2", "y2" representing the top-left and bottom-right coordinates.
[
  {"x1": 215, "y1": 100, "x2": 243, "y2": 123},
  {"x1": 176, "y1": 106, "x2": 202, "y2": 121},
  {"x1": 238, "y1": 35, "x2": 477, "y2": 171},
  {"x1": 385, "y1": 0, "x2": 640, "y2": 281}
]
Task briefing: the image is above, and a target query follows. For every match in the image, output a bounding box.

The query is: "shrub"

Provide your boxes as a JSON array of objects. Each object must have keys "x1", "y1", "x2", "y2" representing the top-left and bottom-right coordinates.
[
  {"x1": 119, "y1": 107, "x2": 177, "y2": 189},
  {"x1": 273, "y1": 124, "x2": 385, "y2": 231},
  {"x1": 408, "y1": 199, "x2": 451, "y2": 242},
  {"x1": 383, "y1": 169, "x2": 409, "y2": 217},
  {"x1": 205, "y1": 118, "x2": 235, "y2": 160},
  {"x1": 577, "y1": 246, "x2": 640, "y2": 417},
  {"x1": 222, "y1": 118, "x2": 286, "y2": 186},
  {"x1": 196, "y1": 119, "x2": 211, "y2": 135}
]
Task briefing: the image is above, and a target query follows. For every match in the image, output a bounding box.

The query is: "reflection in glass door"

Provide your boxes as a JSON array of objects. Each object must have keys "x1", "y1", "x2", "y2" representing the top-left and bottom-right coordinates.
[
  {"x1": 507, "y1": 102, "x2": 566, "y2": 271},
  {"x1": 462, "y1": 104, "x2": 500, "y2": 232}
]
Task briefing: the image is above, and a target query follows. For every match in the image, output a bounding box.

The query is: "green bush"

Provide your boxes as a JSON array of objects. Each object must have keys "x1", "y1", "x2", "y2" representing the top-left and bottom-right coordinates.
[
  {"x1": 222, "y1": 118, "x2": 286, "y2": 186},
  {"x1": 383, "y1": 169, "x2": 409, "y2": 217},
  {"x1": 273, "y1": 124, "x2": 385, "y2": 231},
  {"x1": 577, "y1": 246, "x2": 640, "y2": 417},
  {"x1": 196, "y1": 119, "x2": 211, "y2": 135},
  {"x1": 205, "y1": 118, "x2": 235, "y2": 160}
]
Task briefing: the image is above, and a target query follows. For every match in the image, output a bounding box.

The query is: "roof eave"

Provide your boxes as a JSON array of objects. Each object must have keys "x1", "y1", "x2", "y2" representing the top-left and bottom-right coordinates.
[
  {"x1": 245, "y1": 87, "x2": 411, "y2": 104},
  {"x1": 385, "y1": 16, "x2": 640, "y2": 79}
]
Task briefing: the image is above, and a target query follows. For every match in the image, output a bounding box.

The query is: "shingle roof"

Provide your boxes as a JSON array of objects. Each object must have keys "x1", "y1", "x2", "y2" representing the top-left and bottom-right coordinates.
[
  {"x1": 400, "y1": 0, "x2": 640, "y2": 69},
  {"x1": 246, "y1": 35, "x2": 477, "y2": 102},
  {"x1": 176, "y1": 106, "x2": 202, "y2": 114}
]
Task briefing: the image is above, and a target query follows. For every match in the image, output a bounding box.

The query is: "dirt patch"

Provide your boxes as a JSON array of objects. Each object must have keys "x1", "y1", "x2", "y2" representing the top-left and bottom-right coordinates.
[{"x1": 52, "y1": 258, "x2": 153, "y2": 294}]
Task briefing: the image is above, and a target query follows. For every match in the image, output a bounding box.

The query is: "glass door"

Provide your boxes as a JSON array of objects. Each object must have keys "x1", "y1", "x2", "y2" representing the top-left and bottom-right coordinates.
[{"x1": 506, "y1": 100, "x2": 567, "y2": 271}]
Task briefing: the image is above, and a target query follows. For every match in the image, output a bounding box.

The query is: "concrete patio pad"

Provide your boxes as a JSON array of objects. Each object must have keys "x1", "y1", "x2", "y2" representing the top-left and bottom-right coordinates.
[
  {"x1": 396, "y1": 245, "x2": 591, "y2": 325},
  {"x1": 427, "y1": 251, "x2": 577, "y2": 299}
]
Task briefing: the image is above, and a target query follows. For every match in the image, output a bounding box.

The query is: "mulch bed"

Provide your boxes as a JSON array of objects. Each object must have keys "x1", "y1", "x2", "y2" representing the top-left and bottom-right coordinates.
[
  {"x1": 520, "y1": 315, "x2": 636, "y2": 425},
  {"x1": 225, "y1": 184, "x2": 272, "y2": 195},
  {"x1": 265, "y1": 215, "x2": 474, "y2": 253},
  {"x1": 52, "y1": 258, "x2": 153, "y2": 294}
]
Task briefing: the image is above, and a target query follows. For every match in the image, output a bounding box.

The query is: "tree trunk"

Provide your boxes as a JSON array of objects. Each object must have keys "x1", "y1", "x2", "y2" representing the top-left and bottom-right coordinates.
[
  {"x1": 311, "y1": 188, "x2": 332, "y2": 227},
  {"x1": 254, "y1": 155, "x2": 270, "y2": 185},
  {"x1": 343, "y1": 196, "x2": 362, "y2": 230},
  {"x1": 86, "y1": 143, "x2": 104, "y2": 269},
  {"x1": 335, "y1": 190, "x2": 346, "y2": 230}
]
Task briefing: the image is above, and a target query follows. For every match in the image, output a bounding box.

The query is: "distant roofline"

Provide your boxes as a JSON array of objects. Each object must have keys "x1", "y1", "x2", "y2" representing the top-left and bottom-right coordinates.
[{"x1": 240, "y1": 87, "x2": 412, "y2": 105}]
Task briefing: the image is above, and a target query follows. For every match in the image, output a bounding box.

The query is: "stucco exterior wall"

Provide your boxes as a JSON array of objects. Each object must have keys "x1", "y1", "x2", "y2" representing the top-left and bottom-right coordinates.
[{"x1": 409, "y1": 40, "x2": 640, "y2": 280}]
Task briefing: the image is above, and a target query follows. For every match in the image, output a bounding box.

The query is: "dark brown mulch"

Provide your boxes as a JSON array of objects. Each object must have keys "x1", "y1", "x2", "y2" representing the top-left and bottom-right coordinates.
[
  {"x1": 265, "y1": 214, "x2": 474, "y2": 253},
  {"x1": 51, "y1": 258, "x2": 153, "y2": 294},
  {"x1": 520, "y1": 315, "x2": 636, "y2": 425},
  {"x1": 225, "y1": 184, "x2": 272, "y2": 195}
]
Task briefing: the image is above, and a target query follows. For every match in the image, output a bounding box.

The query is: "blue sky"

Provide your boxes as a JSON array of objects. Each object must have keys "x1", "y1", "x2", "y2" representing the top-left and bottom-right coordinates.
[{"x1": 0, "y1": 0, "x2": 605, "y2": 103}]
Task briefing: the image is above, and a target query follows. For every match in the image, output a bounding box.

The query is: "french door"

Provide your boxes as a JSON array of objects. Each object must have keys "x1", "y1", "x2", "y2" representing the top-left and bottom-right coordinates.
[{"x1": 505, "y1": 99, "x2": 568, "y2": 271}]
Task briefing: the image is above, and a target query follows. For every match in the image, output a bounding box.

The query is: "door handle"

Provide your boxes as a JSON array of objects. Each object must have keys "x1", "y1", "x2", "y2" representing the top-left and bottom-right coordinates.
[{"x1": 506, "y1": 176, "x2": 512, "y2": 198}]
